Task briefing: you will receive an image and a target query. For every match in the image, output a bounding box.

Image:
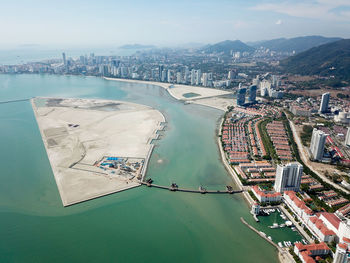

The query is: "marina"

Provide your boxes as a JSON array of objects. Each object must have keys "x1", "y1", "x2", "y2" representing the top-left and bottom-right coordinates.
[{"x1": 251, "y1": 207, "x2": 305, "y2": 247}]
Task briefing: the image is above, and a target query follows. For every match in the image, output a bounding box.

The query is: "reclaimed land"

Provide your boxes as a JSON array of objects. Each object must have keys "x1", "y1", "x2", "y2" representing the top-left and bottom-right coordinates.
[{"x1": 32, "y1": 97, "x2": 165, "y2": 206}]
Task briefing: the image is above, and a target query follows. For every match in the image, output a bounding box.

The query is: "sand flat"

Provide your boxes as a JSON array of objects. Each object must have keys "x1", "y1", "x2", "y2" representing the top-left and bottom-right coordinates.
[
  {"x1": 168, "y1": 85, "x2": 232, "y2": 101},
  {"x1": 105, "y1": 78, "x2": 234, "y2": 111},
  {"x1": 32, "y1": 97, "x2": 165, "y2": 206}
]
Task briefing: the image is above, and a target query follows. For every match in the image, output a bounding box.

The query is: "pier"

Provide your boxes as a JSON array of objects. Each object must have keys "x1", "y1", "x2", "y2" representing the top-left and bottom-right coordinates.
[
  {"x1": 0, "y1": 98, "x2": 31, "y2": 104},
  {"x1": 141, "y1": 179, "x2": 243, "y2": 195}
]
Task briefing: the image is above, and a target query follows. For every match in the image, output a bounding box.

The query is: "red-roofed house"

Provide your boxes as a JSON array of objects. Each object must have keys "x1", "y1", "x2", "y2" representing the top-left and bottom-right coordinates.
[
  {"x1": 251, "y1": 185, "x2": 282, "y2": 203},
  {"x1": 294, "y1": 242, "x2": 331, "y2": 263},
  {"x1": 284, "y1": 191, "x2": 336, "y2": 243}
]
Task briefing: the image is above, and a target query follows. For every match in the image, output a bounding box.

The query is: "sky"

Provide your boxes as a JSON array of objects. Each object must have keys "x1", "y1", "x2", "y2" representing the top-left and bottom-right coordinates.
[{"x1": 1, "y1": 0, "x2": 350, "y2": 48}]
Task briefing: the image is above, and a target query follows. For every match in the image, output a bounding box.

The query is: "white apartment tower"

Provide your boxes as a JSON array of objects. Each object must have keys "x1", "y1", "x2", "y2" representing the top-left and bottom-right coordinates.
[
  {"x1": 333, "y1": 243, "x2": 348, "y2": 263},
  {"x1": 310, "y1": 128, "x2": 328, "y2": 161},
  {"x1": 274, "y1": 162, "x2": 303, "y2": 193},
  {"x1": 345, "y1": 127, "x2": 350, "y2": 147},
  {"x1": 319, "y1": 92, "x2": 330, "y2": 113},
  {"x1": 195, "y1": 69, "x2": 201, "y2": 85}
]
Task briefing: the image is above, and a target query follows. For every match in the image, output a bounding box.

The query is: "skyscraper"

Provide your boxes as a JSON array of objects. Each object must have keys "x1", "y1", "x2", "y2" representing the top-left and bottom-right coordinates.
[
  {"x1": 248, "y1": 85, "x2": 257, "y2": 104},
  {"x1": 167, "y1": 70, "x2": 172, "y2": 83},
  {"x1": 158, "y1": 65, "x2": 164, "y2": 81},
  {"x1": 319, "y1": 92, "x2": 330, "y2": 113},
  {"x1": 310, "y1": 128, "x2": 328, "y2": 161},
  {"x1": 195, "y1": 69, "x2": 201, "y2": 85},
  {"x1": 345, "y1": 128, "x2": 350, "y2": 146},
  {"x1": 176, "y1": 72, "x2": 182, "y2": 84},
  {"x1": 202, "y1": 73, "x2": 208, "y2": 87},
  {"x1": 236, "y1": 87, "x2": 246, "y2": 106},
  {"x1": 190, "y1": 69, "x2": 196, "y2": 85},
  {"x1": 274, "y1": 162, "x2": 303, "y2": 193},
  {"x1": 62, "y1": 52, "x2": 67, "y2": 66}
]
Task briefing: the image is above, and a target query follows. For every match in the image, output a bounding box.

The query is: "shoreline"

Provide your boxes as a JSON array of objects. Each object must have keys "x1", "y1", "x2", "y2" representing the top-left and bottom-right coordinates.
[
  {"x1": 104, "y1": 77, "x2": 253, "y2": 203},
  {"x1": 104, "y1": 77, "x2": 234, "y2": 111}
]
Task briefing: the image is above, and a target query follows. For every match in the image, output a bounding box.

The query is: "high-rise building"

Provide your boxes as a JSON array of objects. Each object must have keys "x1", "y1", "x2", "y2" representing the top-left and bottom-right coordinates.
[
  {"x1": 202, "y1": 73, "x2": 208, "y2": 87},
  {"x1": 195, "y1": 69, "x2": 201, "y2": 85},
  {"x1": 167, "y1": 70, "x2": 172, "y2": 83},
  {"x1": 228, "y1": 70, "x2": 236, "y2": 80},
  {"x1": 319, "y1": 92, "x2": 330, "y2": 113},
  {"x1": 190, "y1": 69, "x2": 196, "y2": 85},
  {"x1": 248, "y1": 85, "x2": 257, "y2": 104},
  {"x1": 333, "y1": 243, "x2": 348, "y2": 263},
  {"x1": 62, "y1": 52, "x2": 67, "y2": 65},
  {"x1": 236, "y1": 87, "x2": 246, "y2": 106},
  {"x1": 310, "y1": 128, "x2": 328, "y2": 161},
  {"x1": 158, "y1": 65, "x2": 164, "y2": 81},
  {"x1": 345, "y1": 128, "x2": 350, "y2": 146},
  {"x1": 274, "y1": 162, "x2": 303, "y2": 193},
  {"x1": 161, "y1": 69, "x2": 167, "y2": 82},
  {"x1": 184, "y1": 66, "x2": 189, "y2": 84},
  {"x1": 176, "y1": 72, "x2": 182, "y2": 84}
]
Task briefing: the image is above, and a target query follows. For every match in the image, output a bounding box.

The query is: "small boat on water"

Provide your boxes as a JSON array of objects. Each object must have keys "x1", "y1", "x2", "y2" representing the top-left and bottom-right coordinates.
[
  {"x1": 278, "y1": 242, "x2": 283, "y2": 248},
  {"x1": 279, "y1": 224, "x2": 286, "y2": 228},
  {"x1": 268, "y1": 236, "x2": 272, "y2": 241},
  {"x1": 269, "y1": 223, "x2": 279, "y2": 229}
]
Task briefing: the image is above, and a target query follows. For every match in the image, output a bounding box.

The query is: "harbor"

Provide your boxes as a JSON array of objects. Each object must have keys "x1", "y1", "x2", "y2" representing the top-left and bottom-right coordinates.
[{"x1": 250, "y1": 206, "x2": 305, "y2": 248}]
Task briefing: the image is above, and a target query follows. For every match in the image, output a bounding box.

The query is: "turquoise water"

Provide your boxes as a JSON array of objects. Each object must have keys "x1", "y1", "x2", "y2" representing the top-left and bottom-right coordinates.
[{"x1": 0, "y1": 74, "x2": 279, "y2": 262}]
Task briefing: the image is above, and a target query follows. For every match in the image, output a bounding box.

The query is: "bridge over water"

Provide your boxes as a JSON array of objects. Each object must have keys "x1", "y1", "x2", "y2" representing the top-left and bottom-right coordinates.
[{"x1": 140, "y1": 180, "x2": 244, "y2": 195}]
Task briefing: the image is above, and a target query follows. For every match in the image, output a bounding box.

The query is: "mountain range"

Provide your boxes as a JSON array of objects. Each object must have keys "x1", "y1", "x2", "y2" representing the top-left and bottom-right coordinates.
[
  {"x1": 249, "y1": 36, "x2": 342, "y2": 53},
  {"x1": 200, "y1": 40, "x2": 254, "y2": 54},
  {"x1": 280, "y1": 39, "x2": 350, "y2": 81}
]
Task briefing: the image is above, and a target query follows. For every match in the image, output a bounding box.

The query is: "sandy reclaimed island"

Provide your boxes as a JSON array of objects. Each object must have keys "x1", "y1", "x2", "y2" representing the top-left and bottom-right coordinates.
[
  {"x1": 32, "y1": 97, "x2": 165, "y2": 206},
  {"x1": 104, "y1": 77, "x2": 235, "y2": 111}
]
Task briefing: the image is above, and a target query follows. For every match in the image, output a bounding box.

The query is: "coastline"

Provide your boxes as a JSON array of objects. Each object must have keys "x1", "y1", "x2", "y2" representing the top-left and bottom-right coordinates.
[
  {"x1": 104, "y1": 77, "x2": 234, "y2": 111},
  {"x1": 104, "y1": 77, "x2": 251, "y2": 201}
]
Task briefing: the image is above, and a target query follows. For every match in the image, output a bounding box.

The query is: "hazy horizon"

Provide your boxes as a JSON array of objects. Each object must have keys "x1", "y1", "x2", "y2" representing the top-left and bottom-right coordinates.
[{"x1": 1, "y1": 0, "x2": 350, "y2": 48}]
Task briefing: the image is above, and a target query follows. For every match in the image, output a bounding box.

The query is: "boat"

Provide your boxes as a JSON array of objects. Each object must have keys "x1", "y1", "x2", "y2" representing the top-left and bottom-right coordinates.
[
  {"x1": 268, "y1": 236, "x2": 272, "y2": 241},
  {"x1": 278, "y1": 242, "x2": 283, "y2": 248},
  {"x1": 269, "y1": 223, "x2": 279, "y2": 229},
  {"x1": 285, "y1": 221, "x2": 293, "y2": 227},
  {"x1": 279, "y1": 224, "x2": 286, "y2": 228}
]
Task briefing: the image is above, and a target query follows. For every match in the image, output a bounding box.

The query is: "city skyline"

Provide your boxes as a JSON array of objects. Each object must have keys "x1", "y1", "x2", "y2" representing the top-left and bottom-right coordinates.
[{"x1": 1, "y1": 0, "x2": 350, "y2": 48}]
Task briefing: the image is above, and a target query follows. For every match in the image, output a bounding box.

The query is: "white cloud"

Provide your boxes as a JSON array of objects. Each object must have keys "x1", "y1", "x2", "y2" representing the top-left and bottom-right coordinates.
[
  {"x1": 252, "y1": 0, "x2": 350, "y2": 21},
  {"x1": 276, "y1": 19, "x2": 283, "y2": 25}
]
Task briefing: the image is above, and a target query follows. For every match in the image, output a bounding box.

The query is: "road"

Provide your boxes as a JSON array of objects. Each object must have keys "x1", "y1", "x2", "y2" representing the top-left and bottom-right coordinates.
[{"x1": 289, "y1": 120, "x2": 350, "y2": 195}]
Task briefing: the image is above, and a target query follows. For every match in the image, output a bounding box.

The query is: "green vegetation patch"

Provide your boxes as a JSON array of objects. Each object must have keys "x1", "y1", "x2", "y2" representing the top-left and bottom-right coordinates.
[{"x1": 183, "y1": 92, "x2": 200, "y2": 98}]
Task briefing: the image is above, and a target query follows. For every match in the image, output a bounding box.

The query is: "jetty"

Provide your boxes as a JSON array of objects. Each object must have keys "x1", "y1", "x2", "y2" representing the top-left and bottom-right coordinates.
[
  {"x1": 0, "y1": 98, "x2": 31, "y2": 104},
  {"x1": 141, "y1": 179, "x2": 243, "y2": 195}
]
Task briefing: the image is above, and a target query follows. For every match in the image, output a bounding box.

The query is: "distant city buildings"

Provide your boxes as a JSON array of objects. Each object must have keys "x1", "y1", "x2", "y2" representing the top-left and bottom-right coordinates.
[
  {"x1": 274, "y1": 162, "x2": 303, "y2": 193},
  {"x1": 310, "y1": 128, "x2": 328, "y2": 161},
  {"x1": 319, "y1": 92, "x2": 330, "y2": 113}
]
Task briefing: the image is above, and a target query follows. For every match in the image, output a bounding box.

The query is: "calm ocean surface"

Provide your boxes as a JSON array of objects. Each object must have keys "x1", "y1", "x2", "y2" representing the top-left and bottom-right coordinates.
[{"x1": 0, "y1": 74, "x2": 282, "y2": 262}]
